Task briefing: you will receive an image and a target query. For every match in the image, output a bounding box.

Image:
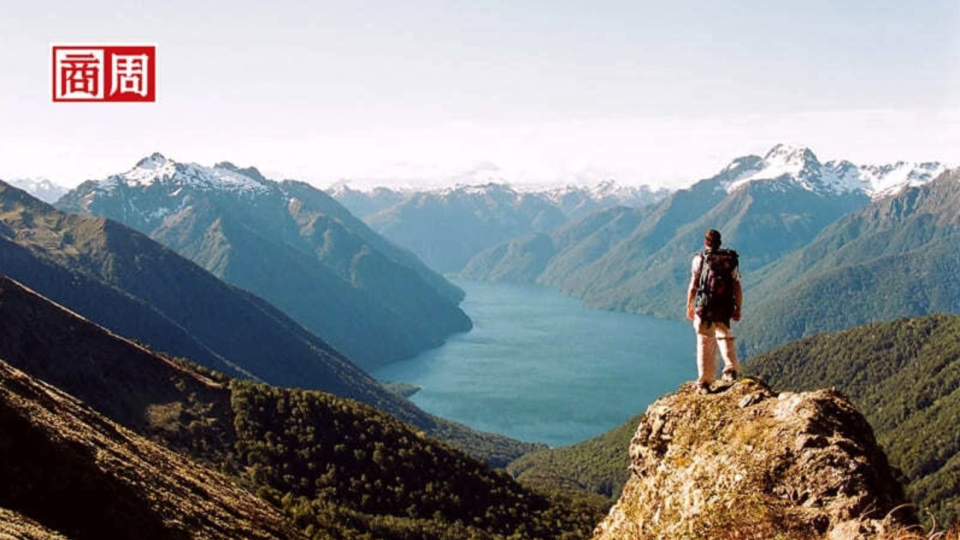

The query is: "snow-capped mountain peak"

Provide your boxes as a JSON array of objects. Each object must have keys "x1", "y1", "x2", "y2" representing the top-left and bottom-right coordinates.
[
  {"x1": 102, "y1": 154, "x2": 271, "y2": 195},
  {"x1": 720, "y1": 144, "x2": 945, "y2": 199},
  {"x1": 830, "y1": 160, "x2": 947, "y2": 199},
  {"x1": 723, "y1": 144, "x2": 824, "y2": 194}
]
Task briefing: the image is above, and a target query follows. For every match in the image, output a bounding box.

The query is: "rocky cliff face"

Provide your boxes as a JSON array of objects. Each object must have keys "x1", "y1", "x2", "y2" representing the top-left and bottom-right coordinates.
[{"x1": 593, "y1": 379, "x2": 911, "y2": 540}]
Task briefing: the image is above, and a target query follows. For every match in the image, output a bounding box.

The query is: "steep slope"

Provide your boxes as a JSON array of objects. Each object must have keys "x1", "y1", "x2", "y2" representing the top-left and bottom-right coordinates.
[
  {"x1": 741, "y1": 167, "x2": 960, "y2": 355},
  {"x1": 0, "y1": 271, "x2": 538, "y2": 465},
  {"x1": 0, "y1": 359, "x2": 303, "y2": 540},
  {"x1": 0, "y1": 275, "x2": 238, "y2": 462},
  {"x1": 0, "y1": 181, "x2": 409, "y2": 407},
  {"x1": 0, "y1": 277, "x2": 598, "y2": 539},
  {"x1": 593, "y1": 380, "x2": 911, "y2": 540},
  {"x1": 0, "y1": 183, "x2": 539, "y2": 462},
  {"x1": 56, "y1": 156, "x2": 470, "y2": 370},
  {"x1": 744, "y1": 313, "x2": 960, "y2": 525}
]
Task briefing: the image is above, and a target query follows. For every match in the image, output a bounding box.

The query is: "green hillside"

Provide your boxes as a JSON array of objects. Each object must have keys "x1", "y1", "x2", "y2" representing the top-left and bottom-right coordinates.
[
  {"x1": 744, "y1": 313, "x2": 960, "y2": 524},
  {"x1": 0, "y1": 276, "x2": 602, "y2": 539},
  {"x1": 507, "y1": 414, "x2": 642, "y2": 500},
  {"x1": 0, "y1": 359, "x2": 303, "y2": 540},
  {"x1": 740, "y1": 169, "x2": 960, "y2": 355}
]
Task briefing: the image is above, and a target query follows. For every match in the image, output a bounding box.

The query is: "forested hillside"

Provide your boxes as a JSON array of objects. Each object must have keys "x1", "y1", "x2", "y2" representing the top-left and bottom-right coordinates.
[{"x1": 745, "y1": 313, "x2": 960, "y2": 524}]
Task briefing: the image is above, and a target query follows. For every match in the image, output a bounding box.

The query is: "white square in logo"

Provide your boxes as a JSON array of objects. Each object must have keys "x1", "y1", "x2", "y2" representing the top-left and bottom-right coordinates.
[{"x1": 54, "y1": 48, "x2": 105, "y2": 100}]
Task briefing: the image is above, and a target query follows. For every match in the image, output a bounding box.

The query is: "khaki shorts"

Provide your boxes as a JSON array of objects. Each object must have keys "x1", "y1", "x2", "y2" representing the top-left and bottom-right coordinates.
[{"x1": 693, "y1": 317, "x2": 735, "y2": 339}]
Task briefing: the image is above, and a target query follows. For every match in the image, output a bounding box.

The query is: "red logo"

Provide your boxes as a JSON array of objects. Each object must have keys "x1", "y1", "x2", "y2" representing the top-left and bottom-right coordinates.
[{"x1": 52, "y1": 45, "x2": 156, "y2": 102}]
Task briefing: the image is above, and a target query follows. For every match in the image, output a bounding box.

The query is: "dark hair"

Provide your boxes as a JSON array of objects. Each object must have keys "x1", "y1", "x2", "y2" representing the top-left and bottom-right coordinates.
[{"x1": 705, "y1": 229, "x2": 722, "y2": 248}]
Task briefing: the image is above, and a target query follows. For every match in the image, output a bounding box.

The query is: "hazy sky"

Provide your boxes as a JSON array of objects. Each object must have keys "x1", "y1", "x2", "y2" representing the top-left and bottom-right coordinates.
[{"x1": 1, "y1": 0, "x2": 958, "y2": 189}]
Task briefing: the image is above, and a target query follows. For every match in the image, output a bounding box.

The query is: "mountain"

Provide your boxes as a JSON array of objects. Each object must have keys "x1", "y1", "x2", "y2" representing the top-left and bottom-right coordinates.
[
  {"x1": 328, "y1": 183, "x2": 409, "y2": 217},
  {"x1": 464, "y1": 145, "x2": 936, "y2": 321},
  {"x1": 7, "y1": 177, "x2": 67, "y2": 203},
  {"x1": 333, "y1": 181, "x2": 669, "y2": 273},
  {"x1": 0, "y1": 359, "x2": 303, "y2": 540},
  {"x1": 0, "y1": 180, "x2": 400, "y2": 403},
  {"x1": 361, "y1": 183, "x2": 568, "y2": 273},
  {"x1": 540, "y1": 180, "x2": 670, "y2": 219},
  {"x1": 0, "y1": 276, "x2": 601, "y2": 539},
  {"x1": 56, "y1": 154, "x2": 470, "y2": 370},
  {"x1": 744, "y1": 313, "x2": 960, "y2": 525},
  {"x1": 740, "y1": 167, "x2": 960, "y2": 356},
  {"x1": 593, "y1": 380, "x2": 911, "y2": 540},
  {"x1": 0, "y1": 183, "x2": 538, "y2": 464}
]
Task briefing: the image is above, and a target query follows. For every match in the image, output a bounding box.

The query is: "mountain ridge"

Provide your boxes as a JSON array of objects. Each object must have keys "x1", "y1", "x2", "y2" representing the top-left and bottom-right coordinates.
[
  {"x1": 740, "y1": 167, "x2": 960, "y2": 355},
  {"x1": 56, "y1": 155, "x2": 470, "y2": 369}
]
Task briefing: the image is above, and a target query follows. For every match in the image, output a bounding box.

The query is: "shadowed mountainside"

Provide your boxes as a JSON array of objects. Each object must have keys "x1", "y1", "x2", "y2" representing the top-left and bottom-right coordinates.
[
  {"x1": 0, "y1": 359, "x2": 304, "y2": 540},
  {"x1": 0, "y1": 184, "x2": 539, "y2": 464}
]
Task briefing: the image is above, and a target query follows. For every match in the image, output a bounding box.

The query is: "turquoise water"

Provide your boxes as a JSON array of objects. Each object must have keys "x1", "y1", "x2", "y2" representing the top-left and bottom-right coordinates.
[{"x1": 373, "y1": 279, "x2": 693, "y2": 447}]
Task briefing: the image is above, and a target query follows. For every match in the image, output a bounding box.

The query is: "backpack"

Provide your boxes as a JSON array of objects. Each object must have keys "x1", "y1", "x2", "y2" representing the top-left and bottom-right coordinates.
[{"x1": 694, "y1": 248, "x2": 739, "y2": 323}]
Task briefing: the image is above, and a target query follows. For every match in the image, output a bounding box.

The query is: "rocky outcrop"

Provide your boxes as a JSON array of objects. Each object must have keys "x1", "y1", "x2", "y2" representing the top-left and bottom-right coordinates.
[{"x1": 593, "y1": 379, "x2": 912, "y2": 540}]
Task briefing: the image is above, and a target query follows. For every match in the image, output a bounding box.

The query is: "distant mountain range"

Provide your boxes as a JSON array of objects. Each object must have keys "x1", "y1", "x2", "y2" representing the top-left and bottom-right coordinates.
[
  {"x1": 56, "y1": 154, "x2": 471, "y2": 370},
  {"x1": 7, "y1": 177, "x2": 66, "y2": 203},
  {"x1": 460, "y1": 145, "x2": 949, "y2": 352},
  {"x1": 331, "y1": 181, "x2": 670, "y2": 273}
]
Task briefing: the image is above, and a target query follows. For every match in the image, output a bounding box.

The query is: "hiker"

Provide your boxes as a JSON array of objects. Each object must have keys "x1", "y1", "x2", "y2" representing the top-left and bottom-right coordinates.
[{"x1": 686, "y1": 229, "x2": 742, "y2": 394}]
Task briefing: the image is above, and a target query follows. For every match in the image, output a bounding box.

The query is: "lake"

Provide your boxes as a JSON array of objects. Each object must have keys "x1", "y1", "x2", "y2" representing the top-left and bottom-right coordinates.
[{"x1": 373, "y1": 279, "x2": 693, "y2": 447}]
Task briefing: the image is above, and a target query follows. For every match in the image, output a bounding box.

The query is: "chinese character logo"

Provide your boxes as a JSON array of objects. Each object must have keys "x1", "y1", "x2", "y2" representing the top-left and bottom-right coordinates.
[{"x1": 52, "y1": 45, "x2": 156, "y2": 102}]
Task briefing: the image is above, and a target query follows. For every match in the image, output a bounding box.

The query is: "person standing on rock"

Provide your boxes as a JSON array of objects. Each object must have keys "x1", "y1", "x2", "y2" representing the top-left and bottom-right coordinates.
[{"x1": 686, "y1": 229, "x2": 742, "y2": 394}]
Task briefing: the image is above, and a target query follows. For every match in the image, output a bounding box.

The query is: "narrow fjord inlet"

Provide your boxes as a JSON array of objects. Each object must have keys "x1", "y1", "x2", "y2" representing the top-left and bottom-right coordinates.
[{"x1": 374, "y1": 279, "x2": 691, "y2": 447}]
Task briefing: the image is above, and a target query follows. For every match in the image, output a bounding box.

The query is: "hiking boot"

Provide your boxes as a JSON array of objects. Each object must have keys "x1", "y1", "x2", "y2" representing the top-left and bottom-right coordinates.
[
  {"x1": 722, "y1": 370, "x2": 738, "y2": 382},
  {"x1": 697, "y1": 382, "x2": 711, "y2": 395}
]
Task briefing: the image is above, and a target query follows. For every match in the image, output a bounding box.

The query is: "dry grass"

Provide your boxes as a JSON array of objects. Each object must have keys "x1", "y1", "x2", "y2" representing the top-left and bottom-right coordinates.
[
  {"x1": 870, "y1": 505, "x2": 960, "y2": 540},
  {"x1": 880, "y1": 523, "x2": 960, "y2": 540}
]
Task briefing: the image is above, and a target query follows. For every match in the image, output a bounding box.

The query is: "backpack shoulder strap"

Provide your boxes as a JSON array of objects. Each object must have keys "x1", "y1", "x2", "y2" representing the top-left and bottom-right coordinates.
[{"x1": 697, "y1": 249, "x2": 710, "y2": 292}]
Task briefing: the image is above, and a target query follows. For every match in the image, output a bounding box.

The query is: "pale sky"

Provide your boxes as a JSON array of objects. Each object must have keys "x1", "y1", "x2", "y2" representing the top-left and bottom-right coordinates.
[{"x1": 1, "y1": 0, "x2": 958, "y2": 189}]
